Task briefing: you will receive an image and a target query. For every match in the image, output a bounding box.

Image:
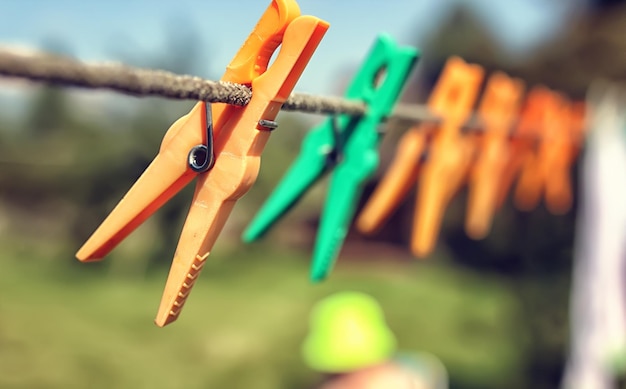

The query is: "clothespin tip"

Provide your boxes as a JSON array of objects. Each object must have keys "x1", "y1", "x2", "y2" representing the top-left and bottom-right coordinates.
[
  {"x1": 241, "y1": 227, "x2": 259, "y2": 244},
  {"x1": 310, "y1": 269, "x2": 328, "y2": 283}
]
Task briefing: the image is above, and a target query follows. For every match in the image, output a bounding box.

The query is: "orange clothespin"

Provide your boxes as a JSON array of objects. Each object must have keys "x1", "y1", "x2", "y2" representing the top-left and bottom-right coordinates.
[
  {"x1": 465, "y1": 72, "x2": 524, "y2": 239},
  {"x1": 76, "y1": 0, "x2": 329, "y2": 326},
  {"x1": 355, "y1": 123, "x2": 433, "y2": 235},
  {"x1": 542, "y1": 96, "x2": 582, "y2": 214},
  {"x1": 412, "y1": 57, "x2": 484, "y2": 257},
  {"x1": 513, "y1": 88, "x2": 578, "y2": 214},
  {"x1": 495, "y1": 86, "x2": 552, "y2": 209}
]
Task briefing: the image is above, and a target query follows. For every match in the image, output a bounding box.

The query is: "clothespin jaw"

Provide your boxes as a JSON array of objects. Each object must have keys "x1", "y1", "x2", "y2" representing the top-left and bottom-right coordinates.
[
  {"x1": 465, "y1": 72, "x2": 524, "y2": 239},
  {"x1": 243, "y1": 34, "x2": 419, "y2": 281},
  {"x1": 77, "y1": 0, "x2": 329, "y2": 327},
  {"x1": 412, "y1": 56, "x2": 484, "y2": 258},
  {"x1": 355, "y1": 123, "x2": 431, "y2": 235}
]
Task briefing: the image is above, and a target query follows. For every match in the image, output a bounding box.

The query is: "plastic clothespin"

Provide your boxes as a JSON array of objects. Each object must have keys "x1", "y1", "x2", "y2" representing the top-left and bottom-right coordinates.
[
  {"x1": 411, "y1": 57, "x2": 484, "y2": 257},
  {"x1": 542, "y1": 95, "x2": 579, "y2": 214},
  {"x1": 495, "y1": 86, "x2": 551, "y2": 209},
  {"x1": 355, "y1": 123, "x2": 433, "y2": 235},
  {"x1": 76, "y1": 0, "x2": 329, "y2": 327},
  {"x1": 513, "y1": 88, "x2": 577, "y2": 214},
  {"x1": 465, "y1": 72, "x2": 524, "y2": 239},
  {"x1": 242, "y1": 35, "x2": 418, "y2": 281}
]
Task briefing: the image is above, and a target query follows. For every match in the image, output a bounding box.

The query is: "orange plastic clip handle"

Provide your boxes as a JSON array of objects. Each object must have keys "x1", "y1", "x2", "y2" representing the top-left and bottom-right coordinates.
[
  {"x1": 155, "y1": 15, "x2": 328, "y2": 327},
  {"x1": 495, "y1": 87, "x2": 550, "y2": 209},
  {"x1": 513, "y1": 88, "x2": 571, "y2": 212},
  {"x1": 507, "y1": 86, "x2": 554, "y2": 211},
  {"x1": 355, "y1": 124, "x2": 431, "y2": 235},
  {"x1": 465, "y1": 72, "x2": 524, "y2": 239},
  {"x1": 412, "y1": 57, "x2": 484, "y2": 258},
  {"x1": 76, "y1": 0, "x2": 303, "y2": 262},
  {"x1": 76, "y1": 106, "x2": 204, "y2": 260}
]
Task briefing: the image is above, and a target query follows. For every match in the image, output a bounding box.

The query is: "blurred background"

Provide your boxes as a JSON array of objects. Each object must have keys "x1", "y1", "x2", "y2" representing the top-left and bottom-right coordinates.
[{"x1": 0, "y1": 0, "x2": 624, "y2": 388}]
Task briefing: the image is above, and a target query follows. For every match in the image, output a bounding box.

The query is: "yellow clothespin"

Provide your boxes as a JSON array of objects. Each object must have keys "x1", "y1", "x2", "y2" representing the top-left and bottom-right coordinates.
[{"x1": 76, "y1": 0, "x2": 329, "y2": 326}]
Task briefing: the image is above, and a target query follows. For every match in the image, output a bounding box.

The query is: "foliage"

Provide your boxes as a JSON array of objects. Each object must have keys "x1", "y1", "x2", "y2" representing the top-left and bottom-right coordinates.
[{"x1": 0, "y1": 238, "x2": 524, "y2": 389}]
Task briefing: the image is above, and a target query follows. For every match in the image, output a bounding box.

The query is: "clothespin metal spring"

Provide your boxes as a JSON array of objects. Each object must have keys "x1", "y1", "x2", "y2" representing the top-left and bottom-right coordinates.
[{"x1": 187, "y1": 103, "x2": 216, "y2": 173}]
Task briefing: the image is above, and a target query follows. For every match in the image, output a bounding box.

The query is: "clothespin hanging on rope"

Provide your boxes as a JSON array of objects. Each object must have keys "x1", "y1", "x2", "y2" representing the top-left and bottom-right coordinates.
[
  {"x1": 494, "y1": 86, "x2": 551, "y2": 209},
  {"x1": 542, "y1": 98, "x2": 586, "y2": 214},
  {"x1": 412, "y1": 57, "x2": 484, "y2": 257},
  {"x1": 242, "y1": 35, "x2": 418, "y2": 281},
  {"x1": 513, "y1": 88, "x2": 583, "y2": 214},
  {"x1": 464, "y1": 72, "x2": 524, "y2": 239},
  {"x1": 357, "y1": 57, "x2": 482, "y2": 258},
  {"x1": 76, "y1": 0, "x2": 329, "y2": 326}
]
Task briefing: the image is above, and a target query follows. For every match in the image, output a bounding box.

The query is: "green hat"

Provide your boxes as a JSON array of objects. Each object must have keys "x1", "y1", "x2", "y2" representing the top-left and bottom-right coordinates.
[{"x1": 302, "y1": 291, "x2": 397, "y2": 373}]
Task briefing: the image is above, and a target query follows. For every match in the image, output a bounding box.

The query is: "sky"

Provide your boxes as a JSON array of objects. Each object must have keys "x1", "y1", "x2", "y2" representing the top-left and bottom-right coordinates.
[{"x1": 0, "y1": 0, "x2": 579, "y2": 98}]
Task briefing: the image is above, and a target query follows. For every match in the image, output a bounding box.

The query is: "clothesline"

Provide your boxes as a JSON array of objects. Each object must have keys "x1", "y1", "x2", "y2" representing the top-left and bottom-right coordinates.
[{"x1": 0, "y1": 46, "x2": 554, "y2": 136}]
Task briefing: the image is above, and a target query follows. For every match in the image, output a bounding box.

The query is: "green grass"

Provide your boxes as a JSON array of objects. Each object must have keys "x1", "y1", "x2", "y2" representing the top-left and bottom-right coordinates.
[{"x1": 0, "y1": 239, "x2": 525, "y2": 388}]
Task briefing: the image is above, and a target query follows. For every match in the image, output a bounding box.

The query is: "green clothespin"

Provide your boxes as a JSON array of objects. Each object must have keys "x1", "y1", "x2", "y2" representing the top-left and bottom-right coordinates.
[{"x1": 242, "y1": 34, "x2": 419, "y2": 281}]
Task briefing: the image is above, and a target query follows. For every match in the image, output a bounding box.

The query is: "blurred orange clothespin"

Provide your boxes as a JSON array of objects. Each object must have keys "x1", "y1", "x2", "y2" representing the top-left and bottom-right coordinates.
[
  {"x1": 542, "y1": 97, "x2": 584, "y2": 214},
  {"x1": 513, "y1": 89, "x2": 581, "y2": 214},
  {"x1": 76, "y1": 0, "x2": 329, "y2": 326},
  {"x1": 495, "y1": 86, "x2": 551, "y2": 209},
  {"x1": 465, "y1": 72, "x2": 524, "y2": 239},
  {"x1": 355, "y1": 122, "x2": 433, "y2": 235},
  {"x1": 411, "y1": 57, "x2": 484, "y2": 257}
]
